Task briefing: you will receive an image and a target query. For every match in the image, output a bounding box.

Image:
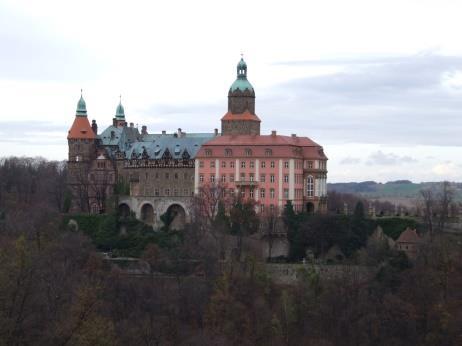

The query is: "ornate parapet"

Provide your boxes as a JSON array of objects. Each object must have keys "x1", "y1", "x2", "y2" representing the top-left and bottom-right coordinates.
[{"x1": 123, "y1": 159, "x2": 195, "y2": 169}]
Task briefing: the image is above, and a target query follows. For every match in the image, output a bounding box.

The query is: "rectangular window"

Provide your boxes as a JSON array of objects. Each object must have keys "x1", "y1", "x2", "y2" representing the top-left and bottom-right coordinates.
[
  {"x1": 240, "y1": 173, "x2": 245, "y2": 181},
  {"x1": 270, "y1": 188, "x2": 275, "y2": 199},
  {"x1": 222, "y1": 161, "x2": 226, "y2": 168},
  {"x1": 210, "y1": 174, "x2": 215, "y2": 183},
  {"x1": 270, "y1": 161, "x2": 275, "y2": 168},
  {"x1": 199, "y1": 174, "x2": 204, "y2": 182},
  {"x1": 284, "y1": 175, "x2": 289, "y2": 183},
  {"x1": 261, "y1": 161, "x2": 266, "y2": 168},
  {"x1": 241, "y1": 161, "x2": 246, "y2": 168},
  {"x1": 221, "y1": 175, "x2": 226, "y2": 183},
  {"x1": 165, "y1": 188, "x2": 170, "y2": 196},
  {"x1": 260, "y1": 204, "x2": 265, "y2": 213},
  {"x1": 260, "y1": 174, "x2": 266, "y2": 182},
  {"x1": 230, "y1": 174, "x2": 234, "y2": 182},
  {"x1": 308, "y1": 161, "x2": 313, "y2": 169},
  {"x1": 210, "y1": 161, "x2": 215, "y2": 168},
  {"x1": 199, "y1": 161, "x2": 204, "y2": 168},
  {"x1": 260, "y1": 188, "x2": 265, "y2": 198},
  {"x1": 250, "y1": 161, "x2": 254, "y2": 168},
  {"x1": 230, "y1": 161, "x2": 235, "y2": 168},
  {"x1": 284, "y1": 161, "x2": 289, "y2": 168},
  {"x1": 249, "y1": 173, "x2": 254, "y2": 182},
  {"x1": 284, "y1": 189, "x2": 289, "y2": 199},
  {"x1": 155, "y1": 188, "x2": 159, "y2": 196},
  {"x1": 250, "y1": 189, "x2": 254, "y2": 198},
  {"x1": 241, "y1": 189, "x2": 245, "y2": 198},
  {"x1": 270, "y1": 175, "x2": 275, "y2": 183},
  {"x1": 270, "y1": 204, "x2": 275, "y2": 212}
]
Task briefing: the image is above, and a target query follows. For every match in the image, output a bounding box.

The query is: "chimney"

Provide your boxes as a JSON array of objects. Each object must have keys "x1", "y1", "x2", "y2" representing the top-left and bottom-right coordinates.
[
  {"x1": 178, "y1": 128, "x2": 182, "y2": 136},
  {"x1": 91, "y1": 119, "x2": 98, "y2": 135},
  {"x1": 291, "y1": 133, "x2": 296, "y2": 138},
  {"x1": 129, "y1": 122, "x2": 134, "y2": 128},
  {"x1": 214, "y1": 128, "x2": 218, "y2": 136},
  {"x1": 162, "y1": 130, "x2": 166, "y2": 135},
  {"x1": 271, "y1": 130, "x2": 277, "y2": 136},
  {"x1": 141, "y1": 125, "x2": 148, "y2": 135}
]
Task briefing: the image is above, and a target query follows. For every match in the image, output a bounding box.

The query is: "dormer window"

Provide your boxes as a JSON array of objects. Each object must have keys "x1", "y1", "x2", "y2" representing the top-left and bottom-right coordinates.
[
  {"x1": 225, "y1": 148, "x2": 233, "y2": 157},
  {"x1": 265, "y1": 149, "x2": 272, "y2": 157},
  {"x1": 205, "y1": 149, "x2": 212, "y2": 157},
  {"x1": 245, "y1": 148, "x2": 252, "y2": 157}
]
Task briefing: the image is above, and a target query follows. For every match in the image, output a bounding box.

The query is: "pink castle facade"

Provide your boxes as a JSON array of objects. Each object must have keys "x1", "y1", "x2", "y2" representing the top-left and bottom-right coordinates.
[{"x1": 195, "y1": 58, "x2": 328, "y2": 213}]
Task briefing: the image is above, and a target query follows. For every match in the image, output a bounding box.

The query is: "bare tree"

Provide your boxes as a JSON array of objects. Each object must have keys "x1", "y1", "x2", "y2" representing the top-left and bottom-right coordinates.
[
  {"x1": 437, "y1": 181, "x2": 454, "y2": 232},
  {"x1": 261, "y1": 206, "x2": 281, "y2": 260},
  {"x1": 420, "y1": 188, "x2": 435, "y2": 241}
]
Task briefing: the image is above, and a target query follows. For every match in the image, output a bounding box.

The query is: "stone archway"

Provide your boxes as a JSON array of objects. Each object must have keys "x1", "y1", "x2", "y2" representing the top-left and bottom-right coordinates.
[
  {"x1": 141, "y1": 203, "x2": 155, "y2": 224},
  {"x1": 165, "y1": 204, "x2": 186, "y2": 230},
  {"x1": 118, "y1": 203, "x2": 130, "y2": 218},
  {"x1": 306, "y1": 202, "x2": 315, "y2": 214}
]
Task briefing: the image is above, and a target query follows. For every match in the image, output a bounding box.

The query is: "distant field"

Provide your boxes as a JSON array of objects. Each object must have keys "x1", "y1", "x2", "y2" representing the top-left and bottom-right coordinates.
[{"x1": 328, "y1": 181, "x2": 462, "y2": 205}]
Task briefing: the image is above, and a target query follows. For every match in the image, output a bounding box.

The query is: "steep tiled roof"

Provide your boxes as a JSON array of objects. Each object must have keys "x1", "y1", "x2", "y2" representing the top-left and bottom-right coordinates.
[
  {"x1": 67, "y1": 117, "x2": 96, "y2": 139},
  {"x1": 99, "y1": 126, "x2": 123, "y2": 145},
  {"x1": 202, "y1": 134, "x2": 321, "y2": 147},
  {"x1": 397, "y1": 228, "x2": 421, "y2": 243},
  {"x1": 124, "y1": 135, "x2": 213, "y2": 159},
  {"x1": 197, "y1": 134, "x2": 327, "y2": 159}
]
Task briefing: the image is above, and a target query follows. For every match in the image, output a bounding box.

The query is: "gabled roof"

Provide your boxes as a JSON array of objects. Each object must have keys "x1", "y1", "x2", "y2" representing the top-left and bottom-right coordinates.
[
  {"x1": 67, "y1": 116, "x2": 96, "y2": 139},
  {"x1": 99, "y1": 125, "x2": 123, "y2": 145},
  {"x1": 397, "y1": 228, "x2": 421, "y2": 243}
]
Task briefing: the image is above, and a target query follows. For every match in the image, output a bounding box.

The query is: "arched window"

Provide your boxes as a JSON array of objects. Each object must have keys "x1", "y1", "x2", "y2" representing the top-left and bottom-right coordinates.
[{"x1": 307, "y1": 176, "x2": 314, "y2": 197}]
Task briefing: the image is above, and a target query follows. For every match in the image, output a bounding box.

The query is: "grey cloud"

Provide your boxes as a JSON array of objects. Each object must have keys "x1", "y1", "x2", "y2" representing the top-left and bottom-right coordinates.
[
  {"x1": 0, "y1": 6, "x2": 105, "y2": 81},
  {"x1": 339, "y1": 157, "x2": 361, "y2": 165},
  {"x1": 366, "y1": 151, "x2": 418, "y2": 166},
  {"x1": 0, "y1": 121, "x2": 67, "y2": 146},
  {"x1": 258, "y1": 53, "x2": 462, "y2": 147}
]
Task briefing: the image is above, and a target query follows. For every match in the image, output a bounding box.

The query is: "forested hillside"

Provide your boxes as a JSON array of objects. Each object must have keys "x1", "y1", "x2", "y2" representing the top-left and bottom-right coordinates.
[
  {"x1": 328, "y1": 180, "x2": 462, "y2": 201},
  {"x1": 0, "y1": 157, "x2": 461, "y2": 345}
]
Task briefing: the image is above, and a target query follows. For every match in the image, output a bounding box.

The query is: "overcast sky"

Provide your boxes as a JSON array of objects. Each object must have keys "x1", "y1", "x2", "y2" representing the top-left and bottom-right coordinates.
[{"x1": 1, "y1": 0, "x2": 461, "y2": 182}]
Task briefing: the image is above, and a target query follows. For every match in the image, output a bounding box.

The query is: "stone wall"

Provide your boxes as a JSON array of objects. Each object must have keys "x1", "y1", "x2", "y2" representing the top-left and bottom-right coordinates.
[{"x1": 265, "y1": 263, "x2": 375, "y2": 285}]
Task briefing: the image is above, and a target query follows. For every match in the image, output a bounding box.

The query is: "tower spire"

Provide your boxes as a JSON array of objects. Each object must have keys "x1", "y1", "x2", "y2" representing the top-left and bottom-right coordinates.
[
  {"x1": 76, "y1": 89, "x2": 87, "y2": 116},
  {"x1": 115, "y1": 95, "x2": 125, "y2": 119}
]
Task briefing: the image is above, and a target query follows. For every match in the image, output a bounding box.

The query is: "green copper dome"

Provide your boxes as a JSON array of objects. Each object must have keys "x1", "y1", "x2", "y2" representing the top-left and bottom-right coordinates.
[
  {"x1": 230, "y1": 78, "x2": 254, "y2": 92},
  {"x1": 115, "y1": 101, "x2": 125, "y2": 119},
  {"x1": 76, "y1": 92, "x2": 87, "y2": 116},
  {"x1": 229, "y1": 57, "x2": 254, "y2": 92}
]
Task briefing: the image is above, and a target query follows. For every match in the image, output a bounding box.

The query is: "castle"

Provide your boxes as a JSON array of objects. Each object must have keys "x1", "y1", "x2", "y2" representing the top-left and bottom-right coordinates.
[{"x1": 67, "y1": 58, "x2": 328, "y2": 229}]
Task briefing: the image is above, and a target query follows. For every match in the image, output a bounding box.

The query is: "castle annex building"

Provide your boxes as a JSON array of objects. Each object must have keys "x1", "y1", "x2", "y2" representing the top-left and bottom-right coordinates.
[{"x1": 67, "y1": 58, "x2": 328, "y2": 227}]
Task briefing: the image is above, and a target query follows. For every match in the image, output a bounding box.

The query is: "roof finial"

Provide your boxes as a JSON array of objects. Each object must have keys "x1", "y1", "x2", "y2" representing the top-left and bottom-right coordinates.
[
  {"x1": 119, "y1": 94, "x2": 122, "y2": 103},
  {"x1": 80, "y1": 88, "x2": 83, "y2": 96}
]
